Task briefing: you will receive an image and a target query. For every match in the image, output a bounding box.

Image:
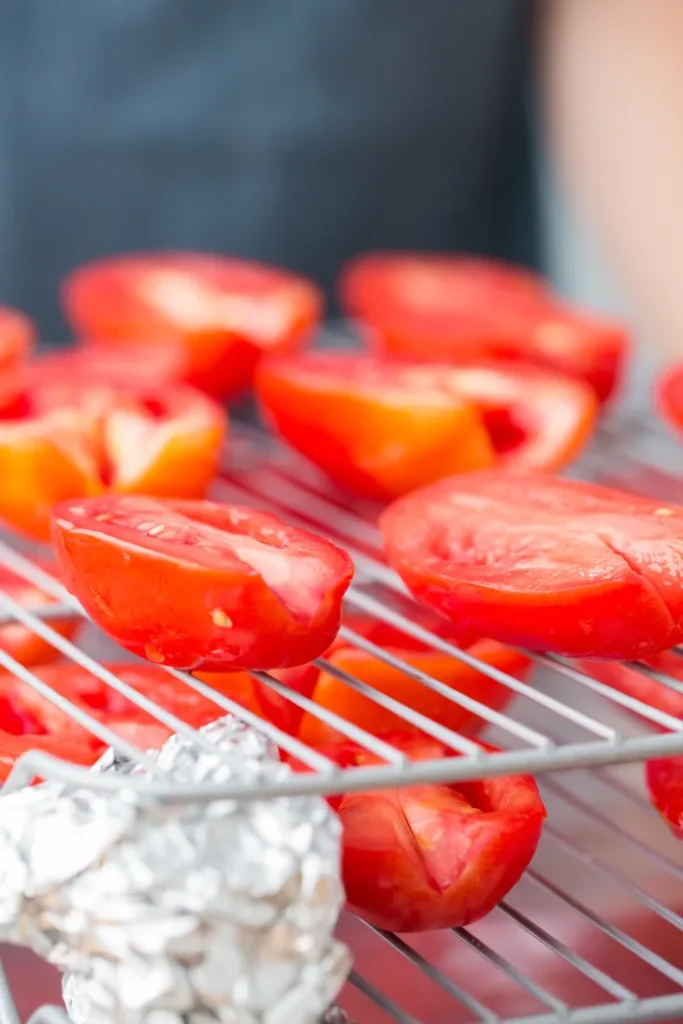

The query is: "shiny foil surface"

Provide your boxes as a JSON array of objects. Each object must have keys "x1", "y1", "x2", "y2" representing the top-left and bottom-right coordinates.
[{"x1": 0, "y1": 716, "x2": 350, "y2": 1024}]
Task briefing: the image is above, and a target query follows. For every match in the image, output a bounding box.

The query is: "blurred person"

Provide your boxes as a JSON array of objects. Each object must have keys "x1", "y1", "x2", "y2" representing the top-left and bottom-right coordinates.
[{"x1": 0, "y1": 0, "x2": 680, "y2": 354}]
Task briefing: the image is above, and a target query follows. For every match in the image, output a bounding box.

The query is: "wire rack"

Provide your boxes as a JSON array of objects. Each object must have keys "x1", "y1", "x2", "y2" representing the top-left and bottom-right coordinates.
[{"x1": 0, "y1": 413, "x2": 682, "y2": 1023}]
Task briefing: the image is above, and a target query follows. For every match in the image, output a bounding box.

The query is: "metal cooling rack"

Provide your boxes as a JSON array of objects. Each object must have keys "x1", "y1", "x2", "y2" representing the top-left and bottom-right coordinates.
[{"x1": 0, "y1": 416, "x2": 683, "y2": 1023}]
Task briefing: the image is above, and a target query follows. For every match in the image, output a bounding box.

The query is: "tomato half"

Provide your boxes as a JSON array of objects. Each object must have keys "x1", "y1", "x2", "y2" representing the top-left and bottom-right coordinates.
[
  {"x1": 62, "y1": 252, "x2": 324, "y2": 399},
  {"x1": 380, "y1": 470, "x2": 683, "y2": 660},
  {"x1": 31, "y1": 342, "x2": 188, "y2": 388},
  {"x1": 257, "y1": 352, "x2": 496, "y2": 499},
  {"x1": 645, "y1": 756, "x2": 683, "y2": 838},
  {"x1": 52, "y1": 495, "x2": 354, "y2": 672},
  {"x1": 0, "y1": 305, "x2": 35, "y2": 375},
  {"x1": 255, "y1": 613, "x2": 532, "y2": 742},
  {"x1": 655, "y1": 364, "x2": 683, "y2": 438},
  {"x1": 339, "y1": 253, "x2": 628, "y2": 403},
  {"x1": 0, "y1": 370, "x2": 227, "y2": 540},
  {"x1": 579, "y1": 654, "x2": 683, "y2": 728},
  {"x1": 290, "y1": 732, "x2": 546, "y2": 932},
  {"x1": 0, "y1": 562, "x2": 81, "y2": 667}
]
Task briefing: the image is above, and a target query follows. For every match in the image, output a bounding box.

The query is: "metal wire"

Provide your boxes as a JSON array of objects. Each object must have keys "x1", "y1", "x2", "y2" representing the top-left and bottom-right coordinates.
[{"x1": 0, "y1": 421, "x2": 682, "y2": 1024}]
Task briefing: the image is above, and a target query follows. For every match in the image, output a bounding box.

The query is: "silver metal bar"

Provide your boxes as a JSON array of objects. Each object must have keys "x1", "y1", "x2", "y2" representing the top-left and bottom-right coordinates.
[
  {"x1": 503, "y1": 993, "x2": 683, "y2": 1024},
  {"x1": 348, "y1": 971, "x2": 424, "y2": 1024}
]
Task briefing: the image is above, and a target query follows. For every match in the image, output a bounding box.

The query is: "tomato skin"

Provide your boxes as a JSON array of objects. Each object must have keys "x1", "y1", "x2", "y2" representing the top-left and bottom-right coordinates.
[
  {"x1": 339, "y1": 253, "x2": 628, "y2": 403},
  {"x1": 645, "y1": 756, "x2": 683, "y2": 838},
  {"x1": 255, "y1": 613, "x2": 531, "y2": 742},
  {"x1": 0, "y1": 306, "x2": 35, "y2": 374},
  {"x1": 0, "y1": 372, "x2": 227, "y2": 540},
  {"x1": 62, "y1": 253, "x2": 323, "y2": 400},
  {"x1": 257, "y1": 352, "x2": 495, "y2": 500},
  {"x1": 290, "y1": 732, "x2": 546, "y2": 932},
  {"x1": 380, "y1": 471, "x2": 683, "y2": 660},
  {"x1": 655, "y1": 364, "x2": 683, "y2": 438},
  {"x1": 51, "y1": 495, "x2": 354, "y2": 672},
  {"x1": 0, "y1": 562, "x2": 81, "y2": 668},
  {"x1": 31, "y1": 342, "x2": 188, "y2": 388}
]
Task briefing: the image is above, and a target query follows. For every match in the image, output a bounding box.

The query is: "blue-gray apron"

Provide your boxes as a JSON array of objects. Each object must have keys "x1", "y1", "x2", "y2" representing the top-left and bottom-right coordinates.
[{"x1": 0, "y1": 0, "x2": 535, "y2": 340}]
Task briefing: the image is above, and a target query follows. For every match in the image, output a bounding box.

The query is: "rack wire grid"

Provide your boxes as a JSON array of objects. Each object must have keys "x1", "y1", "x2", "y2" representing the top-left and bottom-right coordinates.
[{"x1": 0, "y1": 409, "x2": 682, "y2": 1024}]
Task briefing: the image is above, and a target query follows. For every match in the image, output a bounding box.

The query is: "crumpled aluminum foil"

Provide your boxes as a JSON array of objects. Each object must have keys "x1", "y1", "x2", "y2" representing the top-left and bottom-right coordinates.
[{"x1": 0, "y1": 716, "x2": 350, "y2": 1024}]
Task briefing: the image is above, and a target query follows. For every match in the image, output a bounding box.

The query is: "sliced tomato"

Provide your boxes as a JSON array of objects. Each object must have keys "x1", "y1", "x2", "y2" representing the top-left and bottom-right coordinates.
[
  {"x1": 645, "y1": 756, "x2": 683, "y2": 838},
  {"x1": 257, "y1": 354, "x2": 595, "y2": 499},
  {"x1": 0, "y1": 305, "x2": 35, "y2": 375},
  {"x1": 52, "y1": 495, "x2": 354, "y2": 672},
  {"x1": 62, "y1": 252, "x2": 323, "y2": 399},
  {"x1": 0, "y1": 561, "x2": 81, "y2": 667},
  {"x1": 380, "y1": 470, "x2": 683, "y2": 660},
  {"x1": 578, "y1": 654, "x2": 683, "y2": 728},
  {"x1": 0, "y1": 370, "x2": 227, "y2": 540},
  {"x1": 339, "y1": 253, "x2": 628, "y2": 403},
  {"x1": 255, "y1": 612, "x2": 531, "y2": 741},
  {"x1": 31, "y1": 342, "x2": 188, "y2": 388},
  {"x1": 289, "y1": 732, "x2": 546, "y2": 932}
]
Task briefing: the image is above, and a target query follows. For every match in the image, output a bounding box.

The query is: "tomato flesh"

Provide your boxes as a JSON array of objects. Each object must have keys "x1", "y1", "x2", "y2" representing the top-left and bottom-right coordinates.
[
  {"x1": 290, "y1": 732, "x2": 546, "y2": 932},
  {"x1": 646, "y1": 756, "x2": 683, "y2": 838},
  {"x1": 62, "y1": 252, "x2": 323, "y2": 399},
  {"x1": 339, "y1": 254, "x2": 628, "y2": 403},
  {"x1": 255, "y1": 612, "x2": 532, "y2": 742},
  {"x1": 52, "y1": 495, "x2": 354, "y2": 672},
  {"x1": 31, "y1": 342, "x2": 188, "y2": 388},
  {"x1": 380, "y1": 470, "x2": 683, "y2": 660},
  {"x1": 0, "y1": 371, "x2": 227, "y2": 540}
]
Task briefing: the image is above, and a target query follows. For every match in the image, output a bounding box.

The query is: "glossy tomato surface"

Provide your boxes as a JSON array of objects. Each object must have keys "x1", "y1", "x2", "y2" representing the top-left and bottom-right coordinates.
[
  {"x1": 31, "y1": 342, "x2": 188, "y2": 388},
  {"x1": 380, "y1": 471, "x2": 683, "y2": 660},
  {"x1": 339, "y1": 253, "x2": 628, "y2": 403},
  {"x1": 52, "y1": 495, "x2": 354, "y2": 672},
  {"x1": 257, "y1": 354, "x2": 596, "y2": 499},
  {"x1": 63, "y1": 252, "x2": 323, "y2": 399},
  {"x1": 0, "y1": 305, "x2": 35, "y2": 374},
  {"x1": 655, "y1": 364, "x2": 683, "y2": 438},
  {"x1": 0, "y1": 370, "x2": 226, "y2": 539},
  {"x1": 257, "y1": 352, "x2": 494, "y2": 500},
  {"x1": 645, "y1": 756, "x2": 683, "y2": 838},
  {"x1": 256, "y1": 613, "x2": 531, "y2": 743},
  {"x1": 291, "y1": 732, "x2": 546, "y2": 932},
  {"x1": 0, "y1": 562, "x2": 81, "y2": 668}
]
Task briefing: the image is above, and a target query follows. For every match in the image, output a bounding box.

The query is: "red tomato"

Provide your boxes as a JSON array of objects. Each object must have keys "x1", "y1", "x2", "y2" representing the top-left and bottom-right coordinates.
[
  {"x1": 578, "y1": 653, "x2": 683, "y2": 728},
  {"x1": 0, "y1": 370, "x2": 227, "y2": 540},
  {"x1": 290, "y1": 732, "x2": 546, "y2": 932},
  {"x1": 645, "y1": 756, "x2": 683, "y2": 838},
  {"x1": 62, "y1": 252, "x2": 323, "y2": 399},
  {"x1": 52, "y1": 495, "x2": 354, "y2": 672},
  {"x1": 255, "y1": 613, "x2": 532, "y2": 742},
  {"x1": 0, "y1": 305, "x2": 35, "y2": 375},
  {"x1": 655, "y1": 363, "x2": 683, "y2": 438},
  {"x1": 31, "y1": 342, "x2": 188, "y2": 388},
  {"x1": 380, "y1": 470, "x2": 683, "y2": 660},
  {"x1": 257, "y1": 354, "x2": 596, "y2": 499},
  {"x1": 339, "y1": 253, "x2": 628, "y2": 403},
  {"x1": 0, "y1": 562, "x2": 81, "y2": 667}
]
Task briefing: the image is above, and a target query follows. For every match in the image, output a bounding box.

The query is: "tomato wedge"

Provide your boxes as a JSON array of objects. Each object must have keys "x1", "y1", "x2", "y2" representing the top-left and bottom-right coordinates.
[
  {"x1": 380, "y1": 470, "x2": 683, "y2": 660},
  {"x1": 289, "y1": 732, "x2": 546, "y2": 932},
  {"x1": 339, "y1": 253, "x2": 628, "y2": 403},
  {"x1": 0, "y1": 305, "x2": 35, "y2": 374},
  {"x1": 257, "y1": 352, "x2": 497, "y2": 499},
  {"x1": 0, "y1": 562, "x2": 81, "y2": 667},
  {"x1": 645, "y1": 756, "x2": 683, "y2": 838},
  {"x1": 31, "y1": 342, "x2": 188, "y2": 388},
  {"x1": 62, "y1": 252, "x2": 323, "y2": 399},
  {"x1": 0, "y1": 370, "x2": 227, "y2": 540},
  {"x1": 255, "y1": 613, "x2": 531, "y2": 742},
  {"x1": 52, "y1": 495, "x2": 354, "y2": 672}
]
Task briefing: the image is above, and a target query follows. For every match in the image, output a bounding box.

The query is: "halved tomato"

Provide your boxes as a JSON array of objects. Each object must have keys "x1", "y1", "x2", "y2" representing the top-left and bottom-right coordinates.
[
  {"x1": 645, "y1": 756, "x2": 683, "y2": 838},
  {"x1": 380, "y1": 470, "x2": 683, "y2": 660},
  {"x1": 0, "y1": 561, "x2": 81, "y2": 667},
  {"x1": 0, "y1": 370, "x2": 227, "y2": 539},
  {"x1": 0, "y1": 305, "x2": 35, "y2": 375},
  {"x1": 255, "y1": 613, "x2": 532, "y2": 743},
  {"x1": 52, "y1": 495, "x2": 354, "y2": 672},
  {"x1": 339, "y1": 253, "x2": 628, "y2": 403},
  {"x1": 655, "y1": 364, "x2": 683, "y2": 438},
  {"x1": 31, "y1": 342, "x2": 188, "y2": 388},
  {"x1": 257, "y1": 353, "x2": 596, "y2": 500},
  {"x1": 289, "y1": 732, "x2": 546, "y2": 932},
  {"x1": 62, "y1": 252, "x2": 323, "y2": 399}
]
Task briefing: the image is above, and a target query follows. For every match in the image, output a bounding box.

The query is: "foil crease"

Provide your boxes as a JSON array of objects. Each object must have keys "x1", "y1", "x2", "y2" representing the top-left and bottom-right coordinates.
[{"x1": 0, "y1": 716, "x2": 350, "y2": 1024}]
